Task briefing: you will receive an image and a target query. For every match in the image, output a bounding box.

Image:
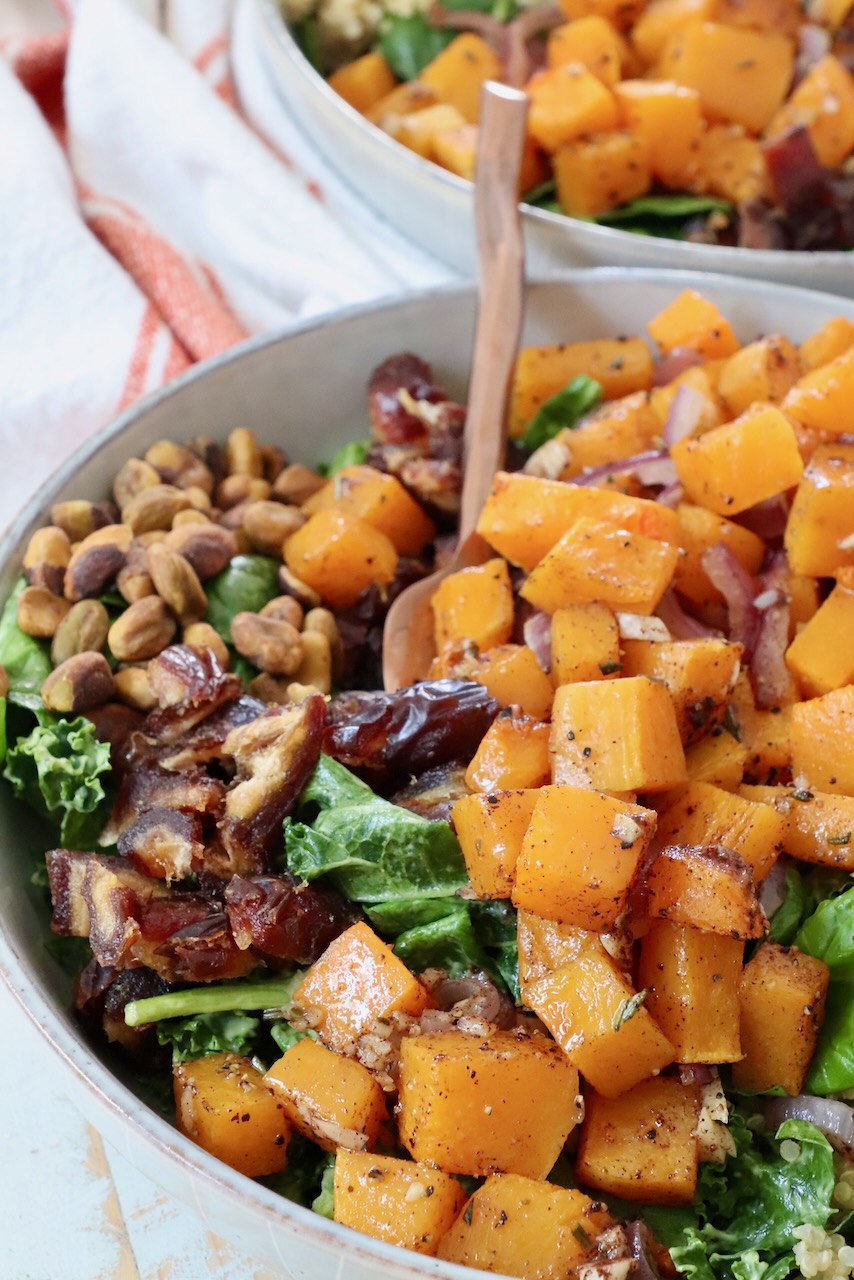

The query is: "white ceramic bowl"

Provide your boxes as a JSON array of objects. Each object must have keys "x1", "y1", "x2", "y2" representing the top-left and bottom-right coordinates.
[
  {"x1": 252, "y1": 0, "x2": 854, "y2": 296},
  {"x1": 3, "y1": 269, "x2": 854, "y2": 1279}
]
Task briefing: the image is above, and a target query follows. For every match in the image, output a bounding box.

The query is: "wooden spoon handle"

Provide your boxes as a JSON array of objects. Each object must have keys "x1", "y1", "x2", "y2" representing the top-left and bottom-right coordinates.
[{"x1": 458, "y1": 81, "x2": 529, "y2": 544}]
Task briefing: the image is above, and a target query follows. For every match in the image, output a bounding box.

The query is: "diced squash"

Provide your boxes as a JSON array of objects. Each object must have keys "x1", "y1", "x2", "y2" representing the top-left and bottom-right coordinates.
[
  {"x1": 786, "y1": 584, "x2": 854, "y2": 697},
  {"x1": 695, "y1": 124, "x2": 770, "y2": 204},
  {"x1": 283, "y1": 509, "x2": 397, "y2": 610},
  {"x1": 620, "y1": 637, "x2": 742, "y2": 745},
  {"x1": 265, "y1": 1039, "x2": 387, "y2": 1152},
  {"x1": 615, "y1": 80, "x2": 703, "y2": 187},
  {"x1": 432, "y1": 123, "x2": 478, "y2": 180},
  {"x1": 550, "y1": 676, "x2": 688, "y2": 792},
  {"x1": 685, "y1": 729, "x2": 748, "y2": 790},
  {"x1": 558, "y1": 0, "x2": 646, "y2": 29},
  {"x1": 303, "y1": 464, "x2": 435, "y2": 554},
  {"x1": 647, "y1": 289, "x2": 740, "y2": 359},
  {"x1": 731, "y1": 942, "x2": 830, "y2": 1095},
  {"x1": 173, "y1": 1052, "x2": 290, "y2": 1177},
  {"x1": 674, "y1": 503, "x2": 765, "y2": 610},
  {"x1": 710, "y1": 0, "x2": 800, "y2": 35},
  {"x1": 740, "y1": 784, "x2": 854, "y2": 871},
  {"x1": 477, "y1": 472, "x2": 679, "y2": 571},
  {"x1": 823, "y1": 0, "x2": 854, "y2": 27},
  {"x1": 631, "y1": 0, "x2": 715, "y2": 65},
  {"x1": 800, "y1": 316, "x2": 854, "y2": 371},
  {"x1": 742, "y1": 705, "x2": 795, "y2": 784},
  {"x1": 466, "y1": 709, "x2": 552, "y2": 792},
  {"x1": 717, "y1": 335, "x2": 801, "y2": 417},
  {"x1": 328, "y1": 51, "x2": 397, "y2": 114},
  {"x1": 653, "y1": 779, "x2": 784, "y2": 882},
  {"x1": 398, "y1": 1030, "x2": 582, "y2": 1177},
  {"x1": 520, "y1": 516, "x2": 679, "y2": 615},
  {"x1": 766, "y1": 55, "x2": 854, "y2": 168},
  {"x1": 555, "y1": 391, "x2": 663, "y2": 480},
  {"x1": 671, "y1": 402, "x2": 804, "y2": 517},
  {"x1": 432, "y1": 557, "x2": 514, "y2": 652},
  {"x1": 554, "y1": 130, "x2": 651, "y2": 217},
  {"x1": 513, "y1": 785, "x2": 657, "y2": 929},
  {"x1": 293, "y1": 922, "x2": 432, "y2": 1053},
  {"x1": 365, "y1": 81, "x2": 438, "y2": 126},
  {"x1": 526, "y1": 61, "x2": 621, "y2": 152},
  {"x1": 451, "y1": 788, "x2": 540, "y2": 897},
  {"x1": 334, "y1": 1151, "x2": 467, "y2": 1256},
  {"x1": 472, "y1": 643, "x2": 555, "y2": 719},
  {"x1": 418, "y1": 33, "x2": 502, "y2": 123},
  {"x1": 791, "y1": 685, "x2": 854, "y2": 795},
  {"x1": 517, "y1": 909, "x2": 605, "y2": 993},
  {"x1": 657, "y1": 23, "x2": 794, "y2": 134},
  {"x1": 393, "y1": 103, "x2": 469, "y2": 160},
  {"x1": 525, "y1": 946, "x2": 675, "y2": 1097},
  {"x1": 576, "y1": 1078, "x2": 700, "y2": 1204},
  {"x1": 784, "y1": 442, "x2": 854, "y2": 577},
  {"x1": 789, "y1": 573, "x2": 821, "y2": 635},
  {"x1": 783, "y1": 349, "x2": 854, "y2": 436},
  {"x1": 437, "y1": 1175, "x2": 613, "y2": 1277},
  {"x1": 646, "y1": 843, "x2": 766, "y2": 938},
  {"x1": 638, "y1": 920, "x2": 743, "y2": 1062},
  {"x1": 551, "y1": 601, "x2": 621, "y2": 685},
  {"x1": 509, "y1": 340, "x2": 655, "y2": 437},
  {"x1": 547, "y1": 15, "x2": 627, "y2": 82}
]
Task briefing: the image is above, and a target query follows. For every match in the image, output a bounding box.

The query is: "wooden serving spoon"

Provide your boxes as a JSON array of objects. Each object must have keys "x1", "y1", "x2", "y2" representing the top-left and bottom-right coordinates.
[{"x1": 382, "y1": 81, "x2": 529, "y2": 693}]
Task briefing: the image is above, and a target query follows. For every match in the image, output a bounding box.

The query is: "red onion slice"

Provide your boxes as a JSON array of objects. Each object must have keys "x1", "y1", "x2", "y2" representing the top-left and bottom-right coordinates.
[
  {"x1": 751, "y1": 553, "x2": 795, "y2": 710},
  {"x1": 794, "y1": 22, "x2": 831, "y2": 86},
  {"x1": 504, "y1": 3, "x2": 562, "y2": 86},
  {"x1": 574, "y1": 449, "x2": 674, "y2": 488},
  {"x1": 663, "y1": 383, "x2": 705, "y2": 447},
  {"x1": 653, "y1": 347, "x2": 705, "y2": 387},
  {"x1": 523, "y1": 610, "x2": 552, "y2": 674},
  {"x1": 657, "y1": 481, "x2": 684, "y2": 509},
  {"x1": 656, "y1": 587, "x2": 724, "y2": 640},
  {"x1": 735, "y1": 494, "x2": 790, "y2": 540},
  {"x1": 679, "y1": 1064, "x2": 715, "y2": 1087},
  {"x1": 617, "y1": 613, "x2": 672, "y2": 641},
  {"x1": 702, "y1": 543, "x2": 760, "y2": 657},
  {"x1": 758, "y1": 855, "x2": 787, "y2": 917},
  {"x1": 427, "y1": 3, "x2": 507, "y2": 53},
  {"x1": 765, "y1": 1095, "x2": 854, "y2": 1151}
]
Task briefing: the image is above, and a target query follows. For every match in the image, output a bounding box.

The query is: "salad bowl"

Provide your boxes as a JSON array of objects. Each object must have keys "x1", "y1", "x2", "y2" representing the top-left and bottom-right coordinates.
[
  {"x1": 2, "y1": 269, "x2": 854, "y2": 1279},
  {"x1": 252, "y1": 0, "x2": 854, "y2": 295}
]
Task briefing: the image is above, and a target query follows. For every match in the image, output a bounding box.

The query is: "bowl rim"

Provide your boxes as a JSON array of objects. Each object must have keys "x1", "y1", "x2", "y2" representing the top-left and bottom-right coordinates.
[
  {"x1": 2, "y1": 264, "x2": 853, "y2": 1276},
  {"x1": 254, "y1": 0, "x2": 853, "y2": 268}
]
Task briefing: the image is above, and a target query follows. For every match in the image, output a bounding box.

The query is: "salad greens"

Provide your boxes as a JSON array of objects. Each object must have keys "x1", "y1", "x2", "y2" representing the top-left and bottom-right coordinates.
[
  {"x1": 518, "y1": 373, "x2": 603, "y2": 452},
  {"x1": 157, "y1": 1011, "x2": 263, "y2": 1064},
  {"x1": 0, "y1": 576, "x2": 52, "y2": 711},
  {"x1": 796, "y1": 886, "x2": 854, "y2": 1095},
  {"x1": 204, "y1": 554, "x2": 280, "y2": 644},
  {"x1": 378, "y1": 15, "x2": 455, "y2": 81},
  {"x1": 522, "y1": 182, "x2": 735, "y2": 242},
  {"x1": 3, "y1": 712, "x2": 111, "y2": 848}
]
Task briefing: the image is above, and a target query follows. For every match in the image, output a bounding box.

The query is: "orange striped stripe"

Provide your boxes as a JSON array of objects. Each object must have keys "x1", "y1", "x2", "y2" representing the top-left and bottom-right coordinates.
[{"x1": 117, "y1": 304, "x2": 161, "y2": 411}]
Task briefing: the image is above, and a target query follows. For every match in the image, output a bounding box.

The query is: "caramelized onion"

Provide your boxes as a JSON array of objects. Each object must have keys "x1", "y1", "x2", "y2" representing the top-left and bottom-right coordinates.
[{"x1": 765, "y1": 1095, "x2": 854, "y2": 1151}]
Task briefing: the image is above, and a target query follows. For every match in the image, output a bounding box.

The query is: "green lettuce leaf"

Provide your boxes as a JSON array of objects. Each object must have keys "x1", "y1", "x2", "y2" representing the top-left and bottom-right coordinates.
[
  {"x1": 377, "y1": 15, "x2": 454, "y2": 80},
  {"x1": 0, "y1": 576, "x2": 53, "y2": 711},
  {"x1": 596, "y1": 194, "x2": 733, "y2": 224},
  {"x1": 3, "y1": 713, "x2": 111, "y2": 847},
  {"x1": 312, "y1": 1159, "x2": 336, "y2": 1219},
  {"x1": 270, "y1": 1023, "x2": 317, "y2": 1054},
  {"x1": 796, "y1": 886, "x2": 854, "y2": 1093},
  {"x1": 319, "y1": 439, "x2": 370, "y2": 477},
  {"x1": 156, "y1": 1011, "x2": 261, "y2": 1063},
  {"x1": 204, "y1": 555, "x2": 280, "y2": 644},
  {"x1": 261, "y1": 1135, "x2": 334, "y2": 1209},
  {"x1": 519, "y1": 375, "x2": 603, "y2": 452}
]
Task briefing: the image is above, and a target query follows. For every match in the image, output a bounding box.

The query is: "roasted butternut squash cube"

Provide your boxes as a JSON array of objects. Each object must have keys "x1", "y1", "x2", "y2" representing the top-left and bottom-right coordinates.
[
  {"x1": 418, "y1": 33, "x2": 502, "y2": 122},
  {"x1": 740, "y1": 783, "x2": 854, "y2": 871},
  {"x1": 554, "y1": 130, "x2": 651, "y2": 217},
  {"x1": 783, "y1": 349, "x2": 854, "y2": 436},
  {"x1": 671, "y1": 402, "x2": 803, "y2": 517},
  {"x1": 432, "y1": 557, "x2": 514, "y2": 652},
  {"x1": 328, "y1": 51, "x2": 397, "y2": 114},
  {"x1": 710, "y1": 0, "x2": 800, "y2": 36},
  {"x1": 526, "y1": 61, "x2": 620, "y2": 152},
  {"x1": 520, "y1": 516, "x2": 679, "y2": 616},
  {"x1": 365, "y1": 81, "x2": 437, "y2": 126},
  {"x1": 800, "y1": 316, "x2": 854, "y2": 371},
  {"x1": 731, "y1": 942, "x2": 829, "y2": 1095},
  {"x1": 742, "y1": 706, "x2": 795, "y2": 785},
  {"x1": 293, "y1": 922, "x2": 431, "y2": 1053},
  {"x1": 555, "y1": 391, "x2": 663, "y2": 480},
  {"x1": 620, "y1": 637, "x2": 742, "y2": 745},
  {"x1": 451, "y1": 787, "x2": 540, "y2": 897},
  {"x1": 630, "y1": 0, "x2": 715, "y2": 66},
  {"x1": 304, "y1": 463, "x2": 435, "y2": 555},
  {"x1": 551, "y1": 601, "x2": 621, "y2": 685},
  {"x1": 438, "y1": 1175, "x2": 614, "y2": 1276},
  {"x1": 767, "y1": 55, "x2": 854, "y2": 168},
  {"x1": 647, "y1": 289, "x2": 740, "y2": 359},
  {"x1": 284, "y1": 509, "x2": 397, "y2": 610},
  {"x1": 525, "y1": 947, "x2": 675, "y2": 1096},
  {"x1": 173, "y1": 1052, "x2": 290, "y2": 1177},
  {"x1": 684, "y1": 729, "x2": 748, "y2": 790},
  {"x1": 265, "y1": 1038, "x2": 387, "y2": 1152},
  {"x1": 465, "y1": 709, "x2": 552, "y2": 792},
  {"x1": 473, "y1": 643, "x2": 555, "y2": 719},
  {"x1": 334, "y1": 1150, "x2": 467, "y2": 1256},
  {"x1": 674, "y1": 502, "x2": 765, "y2": 610},
  {"x1": 398, "y1": 1031, "x2": 582, "y2": 1177},
  {"x1": 717, "y1": 335, "x2": 801, "y2": 417},
  {"x1": 394, "y1": 103, "x2": 469, "y2": 160},
  {"x1": 477, "y1": 472, "x2": 678, "y2": 570},
  {"x1": 646, "y1": 843, "x2": 765, "y2": 938},
  {"x1": 614, "y1": 79, "x2": 702, "y2": 187},
  {"x1": 657, "y1": 22, "x2": 793, "y2": 133},
  {"x1": 513, "y1": 785, "x2": 657, "y2": 929},
  {"x1": 791, "y1": 685, "x2": 854, "y2": 795},
  {"x1": 432, "y1": 122, "x2": 478, "y2": 180},
  {"x1": 785, "y1": 584, "x2": 854, "y2": 697},
  {"x1": 638, "y1": 920, "x2": 743, "y2": 1063},
  {"x1": 517, "y1": 909, "x2": 604, "y2": 994},
  {"x1": 653, "y1": 779, "x2": 784, "y2": 882},
  {"x1": 695, "y1": 124, "x2": 769, "y2": 204},
  {"x1": 576, "y1": 1077, "x2": 700, "y2": 1204},
  {"x1": 784, "y1": 443, "x2": 854, "y2": 577},
  {"x1": 547, "y1": 15, "x2": 627, "y2": 82},
  {"x1": 509, "y1": 339, "x2": 655, "y2": 438},
  {"x1": 558, "y1": 0, "x2": 646, "y2": 29},
  {"x1": 550, "y1": 676, "x2": 687, "y2": 793}
]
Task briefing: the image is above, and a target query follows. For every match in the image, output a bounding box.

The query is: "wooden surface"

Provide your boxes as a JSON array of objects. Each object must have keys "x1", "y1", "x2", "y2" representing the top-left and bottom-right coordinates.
[{"x1": 0, "y1": 979, "x2": 284, "y2": 1280}]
